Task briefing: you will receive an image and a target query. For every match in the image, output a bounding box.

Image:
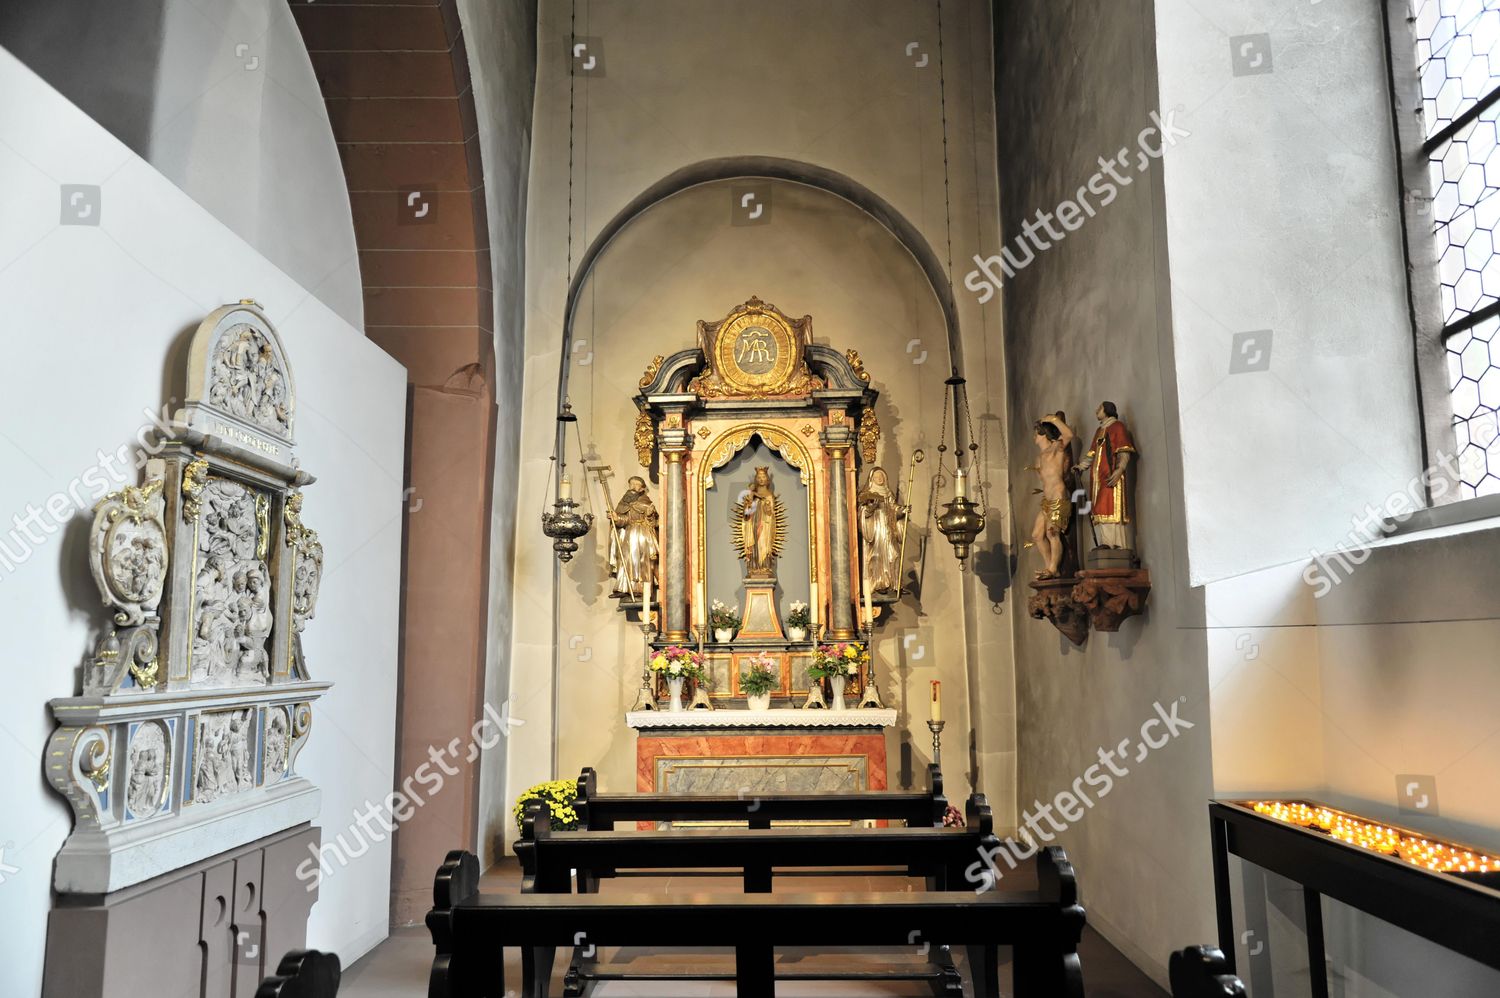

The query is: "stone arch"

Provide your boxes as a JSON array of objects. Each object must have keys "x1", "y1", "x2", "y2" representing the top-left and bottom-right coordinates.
[{"x1": 554, "y1": 156, "x2": 965, "y2": 452}]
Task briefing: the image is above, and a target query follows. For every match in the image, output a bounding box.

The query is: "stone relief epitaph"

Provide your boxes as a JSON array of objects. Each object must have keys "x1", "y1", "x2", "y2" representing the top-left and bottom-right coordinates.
[
  {"x1": 193, "y1": 708, "x2": 257, "y2": 804},
  {"x1": 125, "y1": 722, "x2": 168, "y2": 818},
  {"x1": 190, "y1": 479, "x2": 274, "y2": 686},
  {"x1": 45, "y1": 301, "x2": 332, "y2": 897},
  {"x1": 208, "y1": 323, "x2": 292, "y2": 436}
]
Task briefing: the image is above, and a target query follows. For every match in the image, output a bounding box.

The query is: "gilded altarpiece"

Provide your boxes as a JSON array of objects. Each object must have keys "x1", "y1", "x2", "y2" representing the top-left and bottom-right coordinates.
[
  {"x1": 629, "y1": 298, "x2": 878, "y2": 696},
  {"x1": 622, "y1": 298, "x2": 896, "y2": 799},
  {"x1": 45, "y1": 302, "x2": 329, "y2": 897}
]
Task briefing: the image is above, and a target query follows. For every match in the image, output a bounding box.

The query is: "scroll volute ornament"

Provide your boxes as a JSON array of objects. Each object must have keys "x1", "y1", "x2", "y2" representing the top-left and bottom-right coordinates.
[
  {"x1": 846, "y1": 348, "x2": 871, "y2": 383},
  {"x1": 638, "y1": 354, "x2": 664, "y2": 388}
]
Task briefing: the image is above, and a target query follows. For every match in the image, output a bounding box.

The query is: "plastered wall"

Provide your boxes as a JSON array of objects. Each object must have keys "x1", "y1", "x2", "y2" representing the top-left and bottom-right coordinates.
[
  {"x1": 495, "y1": 0, "x2": 1012, "y2": 852},
  {"x1": 0, "y1": 0, "x2": 364, "y2": 329},
  {"x1": 996, "y1": 0, "x2": 1217, "y2": 984},
  {"x1": 0, "y1": 50, "x2": 406, "y2": 995}
]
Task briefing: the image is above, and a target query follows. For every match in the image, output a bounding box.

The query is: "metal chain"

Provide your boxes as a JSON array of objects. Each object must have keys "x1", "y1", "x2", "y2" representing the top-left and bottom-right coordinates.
[{"x1": 936, "y1": 0, "x2": 954, "y2": 290}]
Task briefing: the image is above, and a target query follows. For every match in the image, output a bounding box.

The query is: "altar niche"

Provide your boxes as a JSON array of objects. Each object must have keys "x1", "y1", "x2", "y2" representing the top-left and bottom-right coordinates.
[
  {"x1": 710, "y1": 444, "x2": 807, "y2": 620},
  {"x1": 627, "y1": 296, "x2": 887, "y2": 709}
]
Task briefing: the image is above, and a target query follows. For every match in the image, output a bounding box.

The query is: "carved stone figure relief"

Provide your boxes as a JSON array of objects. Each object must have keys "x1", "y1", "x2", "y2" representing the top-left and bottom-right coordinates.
[
  {"x1": 207, "y1": 323, "x2": 291, "y2": 436},
  {"x1": 125, "y1": 722, "x2": 168, "y2": 818},
  {"x1": 264, "y1": 707, "x2": 290, "y2": 780},
  {"x1": 89, "y1": 479, "x2": 168, "y2": 627},
  {"x1": 191, "y1": 479, "x2": 273, "y2": 686},
  {"x1": 193, "y1": 708, "x2": 256, "y2": 804},
  {"x1": 47, "y1": 303, "x2": 333, "y2": 899},
  {"x1": 285, "y1": 491, "x2": 323, "y2": 637}
]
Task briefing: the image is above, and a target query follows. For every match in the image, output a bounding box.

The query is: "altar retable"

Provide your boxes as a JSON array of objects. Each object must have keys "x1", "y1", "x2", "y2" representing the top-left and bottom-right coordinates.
[{"x1": 603, "y1": 298, "x2": 906, "y2": 800}]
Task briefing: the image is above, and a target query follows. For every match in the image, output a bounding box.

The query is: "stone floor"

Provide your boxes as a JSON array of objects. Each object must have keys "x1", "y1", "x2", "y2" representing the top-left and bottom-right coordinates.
[{"x1": 341, "y1": 859, "x2": 1167, "y2": 997}]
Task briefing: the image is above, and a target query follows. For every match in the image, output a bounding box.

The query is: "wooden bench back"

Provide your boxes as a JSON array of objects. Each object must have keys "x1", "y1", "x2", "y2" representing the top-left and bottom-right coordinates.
[
  {"x1": 518, "y1": 792, "x2": 994, "y2": 892},
  {"x1": 1169, "y1": 946, "x2": 1247, "y2": 997},
  {"x1": 427, "y1": 846, "x2": 1087, "y2": 998},
  {"x1": 254, "y1": 949, "x2": 341, "y2": 998}
]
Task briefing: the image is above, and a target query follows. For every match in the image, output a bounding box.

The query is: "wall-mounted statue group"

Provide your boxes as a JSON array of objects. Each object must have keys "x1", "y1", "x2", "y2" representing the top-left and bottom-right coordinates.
[{"x1": 1025, "y1": 401, "x2": 1150, "y2": 643}]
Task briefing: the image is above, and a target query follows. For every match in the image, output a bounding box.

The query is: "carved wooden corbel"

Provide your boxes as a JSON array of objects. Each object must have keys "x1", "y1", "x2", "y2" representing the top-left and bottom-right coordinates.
[
  {"x1": 1071, "y1": 568, "x2": 1151, "y2": 632},
  {"x1": 1027, "y1": 577, "x2": 1089, "y2": 646}
]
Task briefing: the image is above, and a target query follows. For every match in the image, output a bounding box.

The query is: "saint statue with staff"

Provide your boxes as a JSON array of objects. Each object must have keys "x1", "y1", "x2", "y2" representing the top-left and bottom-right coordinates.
[
  {"x1": 607, "y1": 475, "x2": 659, "y2": 595},
  {"x1": 857, "y1": 467, "x2": 906, "y2": 593}
]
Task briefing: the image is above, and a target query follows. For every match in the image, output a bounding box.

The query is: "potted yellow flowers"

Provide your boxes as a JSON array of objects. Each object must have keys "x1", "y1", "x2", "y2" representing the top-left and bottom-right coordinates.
[
  {"x1": 512, "y1": 778, "x2": 580, "y2": 831},
  {"x1": 809, "y1": 642, "x2": 867, "y2": 711},
  {"x1": 650, "y1": 644, "x2": 706, "y2": 711}
]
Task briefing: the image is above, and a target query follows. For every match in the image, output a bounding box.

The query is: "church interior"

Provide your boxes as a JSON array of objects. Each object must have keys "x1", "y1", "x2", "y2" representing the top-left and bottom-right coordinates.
[{"x1": 3, "y1": 0, "x2": 1500, "y2": 995}]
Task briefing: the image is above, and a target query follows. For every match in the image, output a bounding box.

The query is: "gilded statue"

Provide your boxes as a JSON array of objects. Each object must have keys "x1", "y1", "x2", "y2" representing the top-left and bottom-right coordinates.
[
  {"x1": 608, "y1": 476, "x2": 659, "y2": 595},
  {"x1": 734, "y1": 466, "x2": 786, "y2": 579},
  {"x1": 857, "y1": 467, "x2": 906, "y2": 593}
]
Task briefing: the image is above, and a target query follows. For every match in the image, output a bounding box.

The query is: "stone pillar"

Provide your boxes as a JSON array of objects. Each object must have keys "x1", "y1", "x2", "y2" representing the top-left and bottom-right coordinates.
[
  {"x1": 659, "y1": 411, "x2": 691, "y2": 641},
  {"x1": 822, "y1": 420, "x2": 857, "y2": 639}
]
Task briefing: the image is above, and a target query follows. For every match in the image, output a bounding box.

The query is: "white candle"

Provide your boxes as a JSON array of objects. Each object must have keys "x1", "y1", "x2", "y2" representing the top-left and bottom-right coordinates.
[
  {"x1": 559, "y1": 475, "x2": 573, "y2": 501},
  {"x1": 930, "y1": 681, "x2": 942, "y2": 723},
  {"x1": 809, "y1": 580, "x2": 820, "y2": 629},
  {"x1": 642, "y1": 576, "x2": 652, "y2": 612},
  {"x1": 863, "y1": 586, "x2": 873, "y2": 631},
  {"x1": 953, "y1": 468, "x2": 966, "y2": 500}
]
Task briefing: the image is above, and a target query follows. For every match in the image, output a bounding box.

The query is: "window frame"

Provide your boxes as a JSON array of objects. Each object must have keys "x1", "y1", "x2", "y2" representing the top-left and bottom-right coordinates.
[{"x1": 1382, "y1": 0, "x2": 1500, "y2": 506}]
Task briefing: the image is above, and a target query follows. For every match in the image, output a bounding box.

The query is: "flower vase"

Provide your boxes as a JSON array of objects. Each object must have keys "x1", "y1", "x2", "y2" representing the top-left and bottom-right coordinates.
[
  {"x1": 830, "y1": 675, "x2": 847, "y2": 711},
  {"x1": 747, "y1": 692, "x2": 771, "y2": 711},
  {"x1": 715, "y1": 627, "x2": 734, "y2": 643},
  {"x1": 787, "y1": 626, "x2": 807, "y2": 642},
  {"x1": 668, "y1": 676, "x2": 685, "y2": 712}
]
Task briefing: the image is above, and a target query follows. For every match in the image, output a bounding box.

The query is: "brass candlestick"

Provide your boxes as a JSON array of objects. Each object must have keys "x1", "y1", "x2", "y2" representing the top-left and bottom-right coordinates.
[
  {"x1": 927, "y1": 719, "x2": 945, "y2": 767},
  {"x1": 630, "y1": 598, "x2": 659, "y2": 712},
  {"x1": 858, "y1": 621, "x2": 884, "y2": 709}
]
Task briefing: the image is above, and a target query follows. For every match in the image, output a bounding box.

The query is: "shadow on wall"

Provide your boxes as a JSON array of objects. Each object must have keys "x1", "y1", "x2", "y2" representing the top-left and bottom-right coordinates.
[{"x1": 0, "y1": 0, "x2": 169, "y2": 158}]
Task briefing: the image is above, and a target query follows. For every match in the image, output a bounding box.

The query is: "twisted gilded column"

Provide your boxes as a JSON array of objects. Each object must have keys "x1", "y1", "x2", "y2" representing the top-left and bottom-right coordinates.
[
  {"x1": 822, "y1": 418, "x2": 857, "y2": 639},
  {"x1": 658, "y1": 409, "x2": 691, "y2": 641}
]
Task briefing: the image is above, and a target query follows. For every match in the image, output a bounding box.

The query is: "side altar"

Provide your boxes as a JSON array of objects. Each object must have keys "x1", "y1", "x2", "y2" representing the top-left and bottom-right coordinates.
[{"x1": 589, "y1": 297, "x2": 912, "y2": 797}]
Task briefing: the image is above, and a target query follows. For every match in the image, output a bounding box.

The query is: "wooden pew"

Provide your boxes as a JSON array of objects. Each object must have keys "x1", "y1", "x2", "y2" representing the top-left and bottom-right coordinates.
[
  {"x1": 1169, "y1": 946, "x2": 1247, "y2": 997},
  {"x1": 526, "y1": 793, "x2": 993, "y2": 995},
  {"x1": 574, "y1": 762, "x2": 949, "y2": 830},
  {"x1": 255, "y1": 949, "x2": 341, "y2": 998},
  {"x1": 427, "y1": 848, "x2": 1087, "y2": 998},
  {"x1": 524, "y1": 792, "x2": 991, "y2": 891}
]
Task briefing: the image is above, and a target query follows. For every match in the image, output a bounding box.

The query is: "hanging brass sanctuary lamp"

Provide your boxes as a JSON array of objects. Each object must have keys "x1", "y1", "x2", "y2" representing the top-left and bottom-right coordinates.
[
  {"x1": 541, "y1": 401, "x2": 594, "y2": 562},
  {"x1": 934, "y1": 373, "x2": 986, "y2": 563}
]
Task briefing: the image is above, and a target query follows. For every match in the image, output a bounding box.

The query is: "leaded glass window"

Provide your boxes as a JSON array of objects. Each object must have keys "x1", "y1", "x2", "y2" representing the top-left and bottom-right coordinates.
[{"x1": 1412, "y1": 0, "x2": 1500, "y2": 496}]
